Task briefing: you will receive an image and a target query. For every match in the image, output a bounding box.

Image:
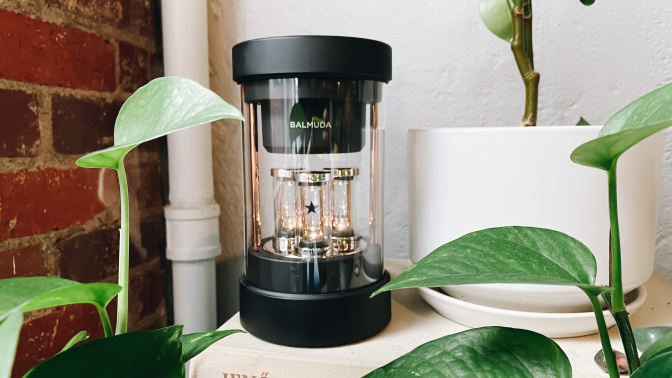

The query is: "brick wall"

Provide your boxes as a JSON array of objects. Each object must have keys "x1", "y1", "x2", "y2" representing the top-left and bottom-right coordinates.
[{"x1": 0, "y1": 1, "x2": 166, "y2": 376}]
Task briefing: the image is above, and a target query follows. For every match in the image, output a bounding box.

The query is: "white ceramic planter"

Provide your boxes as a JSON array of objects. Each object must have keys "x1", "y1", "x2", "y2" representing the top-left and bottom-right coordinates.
[{"x1": 408, "y1": 126, "x2": 663, "y2": 313}]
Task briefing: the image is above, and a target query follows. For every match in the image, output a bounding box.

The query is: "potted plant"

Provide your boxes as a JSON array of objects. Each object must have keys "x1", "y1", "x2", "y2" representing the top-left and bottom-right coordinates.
[
  {"x1": 407, "y1": 0, "x2": 663, "y2": 314},
  {"x1": 0, "y1": 77, "x2": 245, "y2": 378},
  {"x1": 369, "y1": 81, "x2": 672, "y2": 376}
]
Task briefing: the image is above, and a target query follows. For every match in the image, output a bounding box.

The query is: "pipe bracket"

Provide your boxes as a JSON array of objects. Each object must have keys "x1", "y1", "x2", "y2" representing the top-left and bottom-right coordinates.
[{"x1": 165, "y1": 204, "x2": 222, "y2": 261}]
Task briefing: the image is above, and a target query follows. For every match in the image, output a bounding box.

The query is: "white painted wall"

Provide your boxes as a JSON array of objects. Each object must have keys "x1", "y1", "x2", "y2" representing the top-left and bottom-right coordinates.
[{"x1": 208, "y1": 0, "x2": 672, "y2": 290}]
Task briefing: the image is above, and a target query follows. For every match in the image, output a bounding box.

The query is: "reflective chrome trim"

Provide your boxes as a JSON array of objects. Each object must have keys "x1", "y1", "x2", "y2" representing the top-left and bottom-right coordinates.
[
  {"x1": 331, "y1": 168, "x2": 359, "y2": 180},
  {"x1": 293, "y1": 170, "x2": 332, "y2": 185},
  {"x1": 270, "y1": 168, "x2": 293, "y2": 179},
  {"x1": 332, "y1": 234, "x2": 361, "y2": 252}
]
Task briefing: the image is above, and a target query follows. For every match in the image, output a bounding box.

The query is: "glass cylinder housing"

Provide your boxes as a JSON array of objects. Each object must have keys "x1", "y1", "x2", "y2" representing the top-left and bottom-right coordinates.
[
  {"x1": 240, "y1": 76, "x2": 386, "y2": 294},
  {"x1": 240, "y1": 79, "x2": 387, "y2": 294},
  {"x1": 234, "y1": 35, "x2": 391, "y2": 347}
]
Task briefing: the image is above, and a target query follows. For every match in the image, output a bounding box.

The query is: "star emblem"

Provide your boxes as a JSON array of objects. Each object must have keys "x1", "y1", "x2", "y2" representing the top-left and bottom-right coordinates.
[{"x1": 305, "y1": 201, "x2": 318, "y2": 214}]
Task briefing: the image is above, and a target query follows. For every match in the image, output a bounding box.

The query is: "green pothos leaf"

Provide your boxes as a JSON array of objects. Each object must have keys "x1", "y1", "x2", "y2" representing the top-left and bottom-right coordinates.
[
  {"x1": 365, "y1": 327, "x2": 571, "y2": 378},
  {"x1": 59, "y1": 331, "x2": 89, "y2": 354},
  {"x1": 635, "y1": 327, "x2": 672, "y2": 353},
  {"x1": 641, "y1": 329, "x2": 672, "y2": 364},
  {"x1": 479, "y1": 0, "x2": 513, "y2": 42},
  {"x1": 75, "y1": 144, "x2": 136, "y2": 170},
  {"x1": 181, "y1": 329, "x2": 245, "y2": 361},
  {"x1": 576, "y1": 116, "x2": 591, "y2": 126},
  {"x1": 373, "y1": 226, "x2": 610, "y2": 297},
  {"x1": 76, "y1": 76, "x2": 244, "y2": 170},
  {"x1": 0, "y1": 278, "x2": 120, "y2": 317},
  {"x1": 0, "y1": 277, "x2": 76, "y2": 317},
  {"x1": 571, "y1": 82, "x2": 672, "y2": 171},
  {"x1": 21, "y1": 282, "x2": 121, "y2": 313},
  {"x1": 0, "y1": 277, "x2": 120, "y2": 378},
  {"x1": 600, "y1": 82, "x2": 672, "y2": 138},
  {"x1": 631, "y1": 351, "x2": 672, "y2": 377},
  {"x1": 26, "y1": 325, "x2": 185, "y2": 378},
  {"x1": 0, "y1": 311, "x2": 23, "y2": 378}
]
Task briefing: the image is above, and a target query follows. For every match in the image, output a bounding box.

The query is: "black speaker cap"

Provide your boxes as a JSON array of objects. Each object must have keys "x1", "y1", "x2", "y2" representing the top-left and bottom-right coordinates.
[{"x1": 232, "y1": 35, "x2": 392, "y2": 84}]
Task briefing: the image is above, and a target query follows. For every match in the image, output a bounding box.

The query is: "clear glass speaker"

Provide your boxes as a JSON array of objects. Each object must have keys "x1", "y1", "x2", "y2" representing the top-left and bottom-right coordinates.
[{"x1": 234, "y1": 35, "x2": 391, "y2": 347}]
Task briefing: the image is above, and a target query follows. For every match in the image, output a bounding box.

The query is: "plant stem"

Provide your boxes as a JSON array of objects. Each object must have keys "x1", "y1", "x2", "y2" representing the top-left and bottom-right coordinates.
[
  {"x1": 115, "y1": 163, "x2": 130, "y2": 335},
  {"x1": 607, "y1": 167, "x2": 624, "y2": 313},
  {"x1": 607, "y1": 164, "x2": 640, "y2": 372},
  {"x1": 614, "y1": 310, "x2": 639, "y2": 373},
  {"x1": 588, "y1": 294, "x2": 618, "y2": 378},
  {"x1": 510, "y1": 4, "x2": 539, "y2": 126},
  {"x1": 523, "y1": 0, "x2": 533, "y2": 70},
  {"x1": 95, "y1": 304, "x2": 113, "y2": 338}
]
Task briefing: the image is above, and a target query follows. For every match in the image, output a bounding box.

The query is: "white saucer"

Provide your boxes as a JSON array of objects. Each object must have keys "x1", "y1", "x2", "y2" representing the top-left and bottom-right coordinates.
[{"x1": 417, "y1": 285, "x2": 647, "y2": 339}]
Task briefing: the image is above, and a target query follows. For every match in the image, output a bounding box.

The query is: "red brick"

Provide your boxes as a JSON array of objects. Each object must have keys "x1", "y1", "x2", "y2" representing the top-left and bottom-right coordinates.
[
  {"x1": 0, "y1": 89, "x2": 40, "y2": 157},
  {"x1": 12, "y1": 303, "x2": 114, "y2": 378},
  {"x1": 127, "y1": 267, "x2": 165, "y2": 331},
  {"x1": 52, "y1": 95, "x2": 121, "y2": 154},
  {"x1": 57, "y1": 223, "x2": 163, "y2": 282},
  {"x1": 46, "y1": 0, "x2": 154, "y2": 36},
  {"x1": 57, "y1": 228, "x2": 119, "y2": 283},
  {"x1": 0, "y1": 10, "x2": 115, "y2": 91},
  {"x1": 0, "y1": 245, "x2": 47, "y2": 279},
  {"x1": 45, "y1": 0, "x2": 124, "y2": 25},
  {"x1": 138, "y1": 138, "x2": 161, "y2": 155},
  {"x1": 128, "y1": 161, "x2": 163, "y2": 209},
  {"x1": 119, "y1": 0, "x2": 155, "y2": 37},
  {"x1": 0, "y1": 168, "x2": 105, "y2": 242},
  {"x1": 119, "y1": 42, "x2": 152, "y2": 92},
  {"x1": 138, "y1": 216, "x2": 164, "y2": 262}
]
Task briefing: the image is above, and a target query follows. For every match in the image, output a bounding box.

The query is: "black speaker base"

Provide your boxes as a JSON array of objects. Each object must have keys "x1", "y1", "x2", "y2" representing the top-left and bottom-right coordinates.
[{"x1": 239, "y1": 271, "x2": 391, "y2": 347}]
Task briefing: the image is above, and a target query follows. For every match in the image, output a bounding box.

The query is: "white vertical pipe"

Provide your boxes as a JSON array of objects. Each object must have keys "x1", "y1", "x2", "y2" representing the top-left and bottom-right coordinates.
[{"x1": 161, "y1": 0, "x2": 220, "y2": 335}]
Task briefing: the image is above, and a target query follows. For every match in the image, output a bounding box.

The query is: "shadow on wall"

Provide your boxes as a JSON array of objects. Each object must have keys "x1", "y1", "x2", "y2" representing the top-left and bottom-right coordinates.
[
  {"x1": 217, "y1": 255, "x2": 245, "y2": 324},
  {"x1": 208, "y1": 0, "x2": 247, "y2": 325}
]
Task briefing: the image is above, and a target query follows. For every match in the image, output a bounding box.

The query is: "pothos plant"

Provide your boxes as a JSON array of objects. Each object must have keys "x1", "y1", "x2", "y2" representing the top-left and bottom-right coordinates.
[
  {"x1": 479, "y1": 0, "x2": 595, "y2": 126},
  {"x1": 0, "y1": 77, "x2": 245, "y2": 378},
  {"x1": 366, "y1": 82, "x2": 672, "y2": 377}
]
